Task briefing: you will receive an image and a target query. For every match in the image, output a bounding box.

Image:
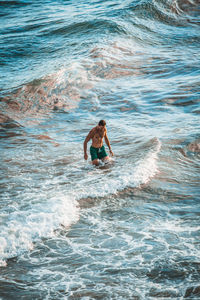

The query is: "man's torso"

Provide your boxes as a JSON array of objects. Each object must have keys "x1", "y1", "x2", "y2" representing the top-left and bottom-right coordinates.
[{"x1": 91, "y1": 126, "x2": 106, "y2": 148}]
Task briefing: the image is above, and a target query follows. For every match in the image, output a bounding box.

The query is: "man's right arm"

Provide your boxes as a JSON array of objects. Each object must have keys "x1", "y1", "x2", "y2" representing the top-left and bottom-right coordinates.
[{"x1": 84, "y1": 129, "x2": 94, "y2": 160}]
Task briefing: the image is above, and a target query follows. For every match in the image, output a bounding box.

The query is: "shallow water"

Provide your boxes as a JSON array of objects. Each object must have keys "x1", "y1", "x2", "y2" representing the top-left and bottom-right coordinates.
[{"x1": 0, "y1": 0, "x2": 200, "y2": 299}]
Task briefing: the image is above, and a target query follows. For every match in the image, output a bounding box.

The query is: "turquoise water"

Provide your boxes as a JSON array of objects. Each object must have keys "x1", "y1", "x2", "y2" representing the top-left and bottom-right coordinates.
[{"x1": 0, "y1": 0, "x2": 200, "y2": 299}]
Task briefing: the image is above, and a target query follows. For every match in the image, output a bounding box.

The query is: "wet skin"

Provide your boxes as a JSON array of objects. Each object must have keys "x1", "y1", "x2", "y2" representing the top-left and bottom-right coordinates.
[{"x1": 84, "y1": 125, "x2": 114, "y2": 166}]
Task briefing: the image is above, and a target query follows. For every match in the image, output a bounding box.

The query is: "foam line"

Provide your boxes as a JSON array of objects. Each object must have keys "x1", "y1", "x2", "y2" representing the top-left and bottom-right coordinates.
[
  {"x1": 72, "y1": 138, "x2": 161, "y2": 199},
  {"x1": 0, "y1": 139, "x2": 161, "y2": 266},
  {"x1": 0, "y1": 193, "x2": 79, "y2": 267}
]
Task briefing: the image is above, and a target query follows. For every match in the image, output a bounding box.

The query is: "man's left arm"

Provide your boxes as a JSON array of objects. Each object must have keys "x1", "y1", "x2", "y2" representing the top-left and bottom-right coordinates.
[{"x1": 104, "y1": 132, "x2": 114, "y2": 156}]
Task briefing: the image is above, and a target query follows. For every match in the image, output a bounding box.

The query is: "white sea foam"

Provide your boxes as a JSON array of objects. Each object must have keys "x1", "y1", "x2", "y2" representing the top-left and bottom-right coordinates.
[
  {"x1": 72, "y1": 138, "x2": 161, "y2": 199},
  {"x1": 0, "y1": 138, "x2": 161, "y2": 267},
  {"x1": 0, "y1": 192, "x2": 79, "y2": 267},
  {"x1": 132, "y1": 138, "x2": 161, "y2": 186}
]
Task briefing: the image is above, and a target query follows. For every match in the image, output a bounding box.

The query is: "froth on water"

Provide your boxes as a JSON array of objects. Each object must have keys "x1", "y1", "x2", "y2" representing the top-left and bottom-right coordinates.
[{"x1": 0, "y1": 0, "x2": 200, "y2": 298}]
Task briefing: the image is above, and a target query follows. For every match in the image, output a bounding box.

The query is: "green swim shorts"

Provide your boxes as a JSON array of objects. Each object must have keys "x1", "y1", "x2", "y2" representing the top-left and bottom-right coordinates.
[{"x1": 90, "y1": 145, "x2": 108, "y2": 161}]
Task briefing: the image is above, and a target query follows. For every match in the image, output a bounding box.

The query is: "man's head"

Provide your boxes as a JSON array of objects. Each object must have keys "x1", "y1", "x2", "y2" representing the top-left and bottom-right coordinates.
[{"x1": 98, "y1": 120, "x2": 106, "y2": 127}]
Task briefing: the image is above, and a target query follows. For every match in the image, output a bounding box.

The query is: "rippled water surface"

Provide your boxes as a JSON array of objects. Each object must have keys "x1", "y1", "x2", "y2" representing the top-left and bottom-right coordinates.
[{"x1": 0, "y1": 0, "x2": 200, "y2": 299}]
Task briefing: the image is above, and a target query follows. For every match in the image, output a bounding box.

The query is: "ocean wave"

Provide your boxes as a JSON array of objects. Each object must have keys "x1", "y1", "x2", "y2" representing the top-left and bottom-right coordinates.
[
  {"x1": 75, "y1": 137, "x2": 161, "y2": 200},
  {"x1": 0, "y1": 0, "x2": 199, "y2": 93},
  {"x1": 0, "y1": 64, "x2": 95, "y2": 126},
  {"x1": 0, "y1": 1, "x2": 31, "y2": 6},
  {"x1": 1, "y1": 31, "x2": 198, "y2": 130},
  {"x1": 0, "y1": 192, "x2": 79, "y2": 267},
  {"x1": 0, "y1": 136, "x2": 161, "y2": 266},
  {"x1": 173, "y1": 0, "x2": 200, "y2": 18},
  {"x1": 0, "y1": 40, "x2": 142, "y2": 126},
  {"x1": 127, "y1": 0, "x2": 200, "y2": 24},
  {"x1": 40, "y1": 19, "x2": 126, "y2": 37}
]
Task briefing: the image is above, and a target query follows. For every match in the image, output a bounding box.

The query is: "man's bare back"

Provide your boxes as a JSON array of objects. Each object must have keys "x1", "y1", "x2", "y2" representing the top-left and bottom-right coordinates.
[{"x1": 84, "y1": 120, "x2": 114, "y2": 166}]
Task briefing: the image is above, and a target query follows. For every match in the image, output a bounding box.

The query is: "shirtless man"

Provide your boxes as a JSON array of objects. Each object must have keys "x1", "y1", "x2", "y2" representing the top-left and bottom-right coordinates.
[{"x1": 84, "y1": 120, "x2": 114, "y2": 166}]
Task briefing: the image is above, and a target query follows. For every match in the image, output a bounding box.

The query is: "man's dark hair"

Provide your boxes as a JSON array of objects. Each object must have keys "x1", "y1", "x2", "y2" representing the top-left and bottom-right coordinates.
[{"x1": 98, "y1": 120, "x2": 106, "y2": 126}]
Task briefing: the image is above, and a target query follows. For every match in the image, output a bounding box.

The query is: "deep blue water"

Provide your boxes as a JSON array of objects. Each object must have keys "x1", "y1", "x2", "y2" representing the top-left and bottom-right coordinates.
[{"x1": 0, "y1": 0, "x2": 200, "y2": 299}]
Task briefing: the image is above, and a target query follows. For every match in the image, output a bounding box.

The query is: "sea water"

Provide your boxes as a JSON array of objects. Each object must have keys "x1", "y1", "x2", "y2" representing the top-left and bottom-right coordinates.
[{"x1": 0, "y1": 0, "x2": 200, "y2": 299}]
